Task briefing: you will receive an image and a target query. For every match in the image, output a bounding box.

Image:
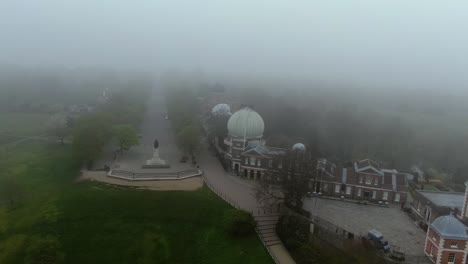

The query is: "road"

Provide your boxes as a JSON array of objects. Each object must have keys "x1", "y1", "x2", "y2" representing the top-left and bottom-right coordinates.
[{"x1": 115, "y1": 84, "x2": 191, "y2": 172}]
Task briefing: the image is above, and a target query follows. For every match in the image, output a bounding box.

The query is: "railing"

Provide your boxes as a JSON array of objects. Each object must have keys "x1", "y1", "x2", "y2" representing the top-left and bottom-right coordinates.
[
  {"x1": 201, "y1": 173, "x2": 281, "y2": 264},
  {"x1": 108, "y1": 169, "x2": 202, "y2": 180}
]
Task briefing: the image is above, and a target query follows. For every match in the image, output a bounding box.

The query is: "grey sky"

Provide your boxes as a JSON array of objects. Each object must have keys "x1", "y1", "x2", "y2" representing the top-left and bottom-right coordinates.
[{"x1": 1, "y1": 0, "x2": 467, "y2": 91}]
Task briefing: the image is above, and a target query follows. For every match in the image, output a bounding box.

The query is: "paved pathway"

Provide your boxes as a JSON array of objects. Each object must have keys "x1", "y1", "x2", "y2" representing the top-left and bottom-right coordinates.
[
  {"x1": 198, "y1": 143, "x2": 295, "y2": 264},
  {"x1": 115, "y1": 83, "x2": 192, "y2": 172}
]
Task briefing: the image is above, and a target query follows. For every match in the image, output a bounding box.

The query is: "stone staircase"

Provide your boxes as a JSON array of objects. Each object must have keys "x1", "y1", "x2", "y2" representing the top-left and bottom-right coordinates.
[{"x1": 255, "y1": 214, "x2": 282, "y2": 247}]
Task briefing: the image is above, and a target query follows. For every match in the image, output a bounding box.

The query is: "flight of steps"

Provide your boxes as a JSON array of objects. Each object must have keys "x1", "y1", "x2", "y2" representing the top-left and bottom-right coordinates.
[{"x1": 255, "y1": 214, "x2": 282, "y2": 247}]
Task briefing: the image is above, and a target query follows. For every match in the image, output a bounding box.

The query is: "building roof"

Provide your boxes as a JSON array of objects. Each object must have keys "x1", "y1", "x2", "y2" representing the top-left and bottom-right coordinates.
[
  {"x1": 317, "y1": 159, "x2": 337, "y2": 177},
  {"x1": 243, "y1": 142, "x2": 286, "y2": 157},
  {"x1": 227, "y1": 107, "x2": 264, "y2": 139},
  {"x1": 211, "y1": 103, "x2": 231, "y2": 116},
  {"x1": 418, "y1": 191, "x2": 465, "y2": 210},
  {"x1": 355, "y1": 159, "x2": 383, "y2": 175},
  {"x1": 431, "y1": 215, "x2": 468, "y2": 240},
  {"x1": 292, "y1": 143, "x2": 306, "y2": 152}
]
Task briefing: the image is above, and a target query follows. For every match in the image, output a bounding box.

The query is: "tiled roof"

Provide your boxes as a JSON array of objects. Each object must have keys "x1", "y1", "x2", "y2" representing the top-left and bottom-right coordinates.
[
  {"x1": 418, "y1": 191, "x2": 464, "y2": 210},
  {"x1": 431, "y1": 215, "x2": 468, "y2": 240}
]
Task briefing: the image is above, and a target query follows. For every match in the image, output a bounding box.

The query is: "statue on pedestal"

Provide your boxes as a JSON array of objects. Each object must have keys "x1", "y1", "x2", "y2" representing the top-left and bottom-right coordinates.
[{"x1": 146, "y1": 138, "x2": 167, "y2": 166}]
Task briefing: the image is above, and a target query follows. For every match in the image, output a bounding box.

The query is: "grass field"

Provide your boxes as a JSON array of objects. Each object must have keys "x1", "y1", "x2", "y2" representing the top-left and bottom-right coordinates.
[
  {"x1": 0, "y1": 143, "x2": 272, "y2": 264},
  {"x1": 0, "y1": 113, "x2": 50, "y2": 136}
]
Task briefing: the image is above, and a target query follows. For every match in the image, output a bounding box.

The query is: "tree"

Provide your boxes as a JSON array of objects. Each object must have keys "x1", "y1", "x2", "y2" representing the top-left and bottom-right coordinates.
[
  {"x1": 222, "y1": 209, "x2": 256, "y2": 237},
  {"x1": 280, "y1": 151, "x2": 315, "y2": 211},
  {"x1": 72, "y1": 113, "x2": 111, "y2": 168},
  {"x1": 112, "y1": 124, "x2": 139, "y2": 153},
  {"x1": 255, "y1": 149, "x2": 314, "y2": 215},
  {"x1": 47, "y1": 114, "x2": 68, "y2": 145},
  {"x1": 176, "y1": 124, "x2": 200, "y2": 155}
]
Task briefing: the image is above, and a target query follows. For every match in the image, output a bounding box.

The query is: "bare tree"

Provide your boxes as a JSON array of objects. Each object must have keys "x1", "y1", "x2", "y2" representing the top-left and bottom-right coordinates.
[{"x1": 255, "y1": 149, "x2": 315, "y2": 213}]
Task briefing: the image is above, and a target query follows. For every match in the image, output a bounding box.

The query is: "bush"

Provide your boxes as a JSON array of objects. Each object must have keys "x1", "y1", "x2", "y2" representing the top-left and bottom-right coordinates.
[
  {"x1": 276, "y1": 214, "x2": 310, "y2": 250},
  {"x1": 223, "y1": 209, "x2": 256, "y2": 237}
]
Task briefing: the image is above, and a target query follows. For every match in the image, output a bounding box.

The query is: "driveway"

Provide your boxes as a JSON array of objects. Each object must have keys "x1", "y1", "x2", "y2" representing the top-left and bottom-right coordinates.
[{"x1": 303, "y1": 198, "x2": 427, "y2": 256}]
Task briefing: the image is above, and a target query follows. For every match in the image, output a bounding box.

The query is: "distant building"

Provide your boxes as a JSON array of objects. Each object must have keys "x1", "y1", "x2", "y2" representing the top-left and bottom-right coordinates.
[
  {"x1": 310, "y1": 158, "x2": 409, "y2": 204},
  {"x1": 411, "y1": 190, "x2": 464, "y2": 228},
  {"x1": 222, "y1": 106, "x2": 287, "y2": 180},
  {"x1": 424, "y1": 182, "x2": 468, "y2": 264}
]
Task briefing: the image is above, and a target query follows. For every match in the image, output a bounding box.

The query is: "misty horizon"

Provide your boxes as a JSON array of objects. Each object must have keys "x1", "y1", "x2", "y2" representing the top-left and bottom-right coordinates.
[{"x1": 1, "y1": 0, "x2": 467, "y2": 92}]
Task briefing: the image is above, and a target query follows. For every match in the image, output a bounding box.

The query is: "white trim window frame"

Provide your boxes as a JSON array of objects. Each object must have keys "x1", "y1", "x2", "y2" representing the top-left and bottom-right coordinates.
[{"x1": 383, "y1": 192, "x2": 388, "y2": 201}]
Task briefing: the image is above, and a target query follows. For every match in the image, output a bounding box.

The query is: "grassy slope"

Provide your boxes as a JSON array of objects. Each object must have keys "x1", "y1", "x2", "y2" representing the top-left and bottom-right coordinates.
[
  {"x1": 0, "y1": 143, "x2": 272, "y2": 264},
  {"x1": 0, "y1": 113, "x2": 50, "y2": 136}
]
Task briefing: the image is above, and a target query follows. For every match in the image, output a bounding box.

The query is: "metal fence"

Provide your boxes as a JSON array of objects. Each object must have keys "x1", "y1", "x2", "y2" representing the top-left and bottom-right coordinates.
[
  {"x1": 108, "y1": 168, "x2": 202, "y2": 180},
  {"x1": 201, "y1": 173, "x2": 281, "y2": 264}
]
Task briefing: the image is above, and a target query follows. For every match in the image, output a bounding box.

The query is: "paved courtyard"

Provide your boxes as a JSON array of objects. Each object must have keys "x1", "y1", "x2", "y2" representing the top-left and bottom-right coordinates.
[{"x1": 303, "y1": 198, "x2": 427, "y2": 256}]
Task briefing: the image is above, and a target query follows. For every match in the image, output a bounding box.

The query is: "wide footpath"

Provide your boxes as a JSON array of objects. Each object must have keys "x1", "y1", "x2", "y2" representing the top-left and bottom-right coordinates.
[{"x1": 198, "y1": 143, "x2": 295, "y2": 264}]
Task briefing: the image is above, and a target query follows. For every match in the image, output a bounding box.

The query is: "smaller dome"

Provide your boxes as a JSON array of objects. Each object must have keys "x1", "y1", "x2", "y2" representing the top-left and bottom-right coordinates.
[
  {"x1": 292, "y1": 143, "x2": 306, "y2": 152},
  {"x1": 431, "y1": 215, "x2": 468, "y2": 240},
  {"x1": 211, "y1": 104, "x2": 231, "y2": 116}
]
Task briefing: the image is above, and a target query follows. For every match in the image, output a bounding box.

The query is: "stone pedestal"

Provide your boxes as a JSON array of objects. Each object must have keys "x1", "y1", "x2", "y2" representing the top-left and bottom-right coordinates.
[{"x1": 146, "y1": 148, "x2": 166, "y2": 166}]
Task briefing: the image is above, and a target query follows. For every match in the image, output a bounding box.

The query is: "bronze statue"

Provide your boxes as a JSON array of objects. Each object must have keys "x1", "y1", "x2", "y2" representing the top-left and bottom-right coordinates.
[{"x1": 153, "y1": 139, "x2": 159, "y2": 149}]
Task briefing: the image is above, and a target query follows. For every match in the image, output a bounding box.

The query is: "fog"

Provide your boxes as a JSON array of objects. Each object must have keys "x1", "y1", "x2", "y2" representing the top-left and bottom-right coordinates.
[{"x1": 1, "y1": 0, "x2": 467, "y2": 92}]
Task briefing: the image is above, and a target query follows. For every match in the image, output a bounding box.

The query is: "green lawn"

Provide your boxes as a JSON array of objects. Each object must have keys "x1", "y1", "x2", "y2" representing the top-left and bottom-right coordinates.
[
  {"x1": 0, "y1": 113, "x2": 51, "y2": 136},
  {"x1": 0, "y1": 143, "x2": 272, "y2": 264}
]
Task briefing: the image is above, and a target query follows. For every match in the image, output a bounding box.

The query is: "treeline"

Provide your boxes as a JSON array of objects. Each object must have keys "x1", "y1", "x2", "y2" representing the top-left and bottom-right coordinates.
[
  {"x1": 72, "y1": 82, "x2": 151, "y2": 168},
  {"x1": 0, "y1": 67, "x2": 151, "y2": 112},
  {"x1": 165, "y1": 87, "x2": 201, "y2": 157},
  {"x1": 231, "y1": 85, "x2": 468, "y2": 187}
]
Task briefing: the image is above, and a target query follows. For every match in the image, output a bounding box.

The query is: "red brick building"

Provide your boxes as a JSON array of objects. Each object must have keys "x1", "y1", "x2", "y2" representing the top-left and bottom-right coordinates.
[
  {"x1": 424, "y1": 214, "x2": 468, "y2": 264},
  {"x1": 309, "y1": 158, "x2": 409, "y2": 204}
]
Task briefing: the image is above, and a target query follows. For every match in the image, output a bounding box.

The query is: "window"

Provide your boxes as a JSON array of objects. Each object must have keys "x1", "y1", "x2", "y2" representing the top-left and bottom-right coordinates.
[
  {"x1": 335, "y1": 185, "x2": 340, "y2": 193},
  {"x1": 395, "y1": 193, "x2": 400, "y2": 202},
  {"x1": 429, "y1": 245, "x2": 434, "y2": 256},
  {"x1": 357, "y1": 189, "x2": 361, "y2": 197},
  {"x1": 448, "y1": 253, "x2": 455, "y2": 264},
  {"x1": 258, "y1": 159, "x2": 261, "y2": 166},
  {"x1": 250, "y1": 157, "x2": 256, "y2": 166},
  {"x1": 359, "y1": 176, "x2": 363, "y2": 184},
  {"x1": 278, "y1": 161, "x2": 283, "y2": 169},
  {"x1": 323, "y1": 184, "x2": 328, "y2": 192},
  {"x1": 374, "y1": 178, "x2": 378, "y2": 185},
  {"x1": 244, "y1": 157, "x2": 248, "y2": 165},
  {"x1": 346, "y1": 186, "x2": 352, "y2": 195},
  {"x1": 450, "y1": 242, "x2": 458, "y2": 248},
  {"x1": 365, "y1": 176, "x2": 372, "y2": 184},
  {"x1": 372, "y1": 191, "x2": 376, "y2": 199},
  {"x1": 383, "y1": 192, "x2": 388, "y2": 201},
  {"x1": 268, "y1": 160, "x2": 273, "y2": 168}
]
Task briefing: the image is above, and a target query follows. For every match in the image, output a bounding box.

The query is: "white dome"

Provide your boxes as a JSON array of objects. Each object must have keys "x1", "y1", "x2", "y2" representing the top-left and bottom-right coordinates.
[
  {"x1": 211, "y1": 104, "x2": 231, "y2": 116},
  {"x1": 227, "y1": 107, "x2": 264, "y2": 139},
  {"x1": 292, "y1": 143, "x2": 306, "y2": 152}
]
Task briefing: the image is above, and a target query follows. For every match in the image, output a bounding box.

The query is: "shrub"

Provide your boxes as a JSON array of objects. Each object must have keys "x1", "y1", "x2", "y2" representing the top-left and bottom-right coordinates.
[{"x1": 223, "y1": 209, "x2": 256, "y2": 237}]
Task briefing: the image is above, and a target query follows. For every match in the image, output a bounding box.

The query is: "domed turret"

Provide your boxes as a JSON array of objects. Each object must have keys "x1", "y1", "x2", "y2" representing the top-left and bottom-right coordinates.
[
  {"x1": 211, "y1": 104, "x2": 231, "y2": 116},
  {"x1": 227, "y1": 107, "x2": 264, "y2": 139},
  {"x1": 292, "y1": 143, "x2": 306, "y2": 152}
]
